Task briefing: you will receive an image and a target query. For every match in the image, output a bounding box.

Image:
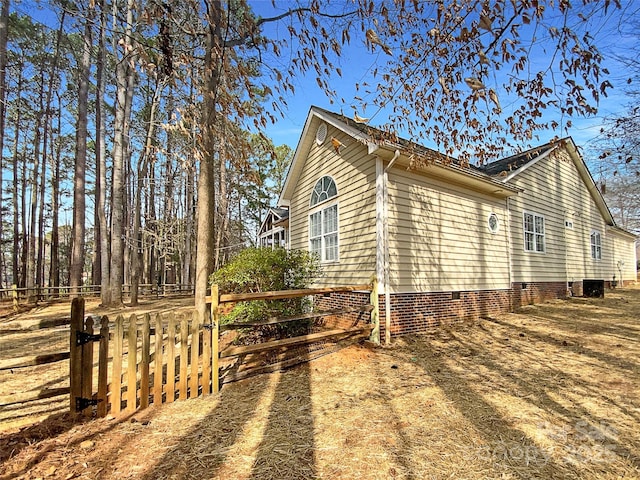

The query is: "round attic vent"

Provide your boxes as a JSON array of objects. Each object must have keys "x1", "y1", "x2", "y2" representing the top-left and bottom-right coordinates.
[{"x1": 316, "y1": 123, "x2": 327, "y2": 145}]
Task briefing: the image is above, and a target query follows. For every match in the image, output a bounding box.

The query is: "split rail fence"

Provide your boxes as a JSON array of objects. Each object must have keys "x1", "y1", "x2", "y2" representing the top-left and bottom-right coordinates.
[
  {"x1": 0, "y1": 283, "x2": 194, "y2": 310},
  {"x1": 69, "y1": 281, "x2": 379, "y2": 417}
]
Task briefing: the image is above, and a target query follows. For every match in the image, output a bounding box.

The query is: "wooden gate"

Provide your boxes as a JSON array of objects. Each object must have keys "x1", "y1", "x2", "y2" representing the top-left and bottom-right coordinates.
[
  {"x1": 70, "y1": 281, "x2": 379, "y2": 417},
  {"x1": 69, "y1": 298, "x2": 214, "y2": 417}
]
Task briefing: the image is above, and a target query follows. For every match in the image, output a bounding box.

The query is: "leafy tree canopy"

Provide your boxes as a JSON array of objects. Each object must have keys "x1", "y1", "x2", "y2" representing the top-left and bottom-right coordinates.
[{"x1": 191, "y1": 0, "x2": 632, "y2": 165}]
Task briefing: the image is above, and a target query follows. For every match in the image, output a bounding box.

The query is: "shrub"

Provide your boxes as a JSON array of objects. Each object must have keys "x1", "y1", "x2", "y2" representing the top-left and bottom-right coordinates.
[{"x1": 209, "y1": 247, "x2": 322, "y2": 341}]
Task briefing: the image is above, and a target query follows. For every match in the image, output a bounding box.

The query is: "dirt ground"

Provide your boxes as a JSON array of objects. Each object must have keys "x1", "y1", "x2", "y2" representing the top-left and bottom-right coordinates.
[{"x1": 1, "y1": 288, "x2": 640, "y2": 479}]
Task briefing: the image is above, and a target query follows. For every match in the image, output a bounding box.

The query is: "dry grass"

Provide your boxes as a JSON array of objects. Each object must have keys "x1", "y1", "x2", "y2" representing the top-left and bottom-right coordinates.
[{"x1": 1, "y1": 288, "x2": 639, "y2": 479}]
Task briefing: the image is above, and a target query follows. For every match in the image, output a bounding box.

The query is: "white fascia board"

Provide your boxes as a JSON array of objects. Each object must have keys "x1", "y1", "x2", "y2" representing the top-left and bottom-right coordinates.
[
  {"x1": 563, "y1": 139, "x2": 615, "y2": 226},
  {"x1": 311, "y1": 107, "x2": 379, "y2": 154},
  {"x1": 501, "y1": 145, "x2": 559, "y2": 183},
  {"x1": 278, "y1": 111, "x2": 317, "y2": 205}
]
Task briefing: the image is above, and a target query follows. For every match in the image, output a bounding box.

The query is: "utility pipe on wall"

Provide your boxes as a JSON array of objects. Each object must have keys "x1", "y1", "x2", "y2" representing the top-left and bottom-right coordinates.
[{"x1": 382, "y1": 149, "x2": 400, "y2": 345}]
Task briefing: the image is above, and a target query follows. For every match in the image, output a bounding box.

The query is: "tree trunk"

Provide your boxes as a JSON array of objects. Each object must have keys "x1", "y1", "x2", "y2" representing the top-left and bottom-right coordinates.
[
  {"x1": 108, "y1": 0, "x2": 136, "y2": 306},
  {"x1": 131, "y1": 79, "x2": 163, "y2": 306},
  {"x1": 26, "y1": 71, "x2": 44, "y2": 302},
  {"x1": 183, "y1": 152, "x2": 194, "y2": 287},
  {"x1": 70, "y1": 12, "x2": 91, "y2": 296},
  {"x1": 37, "y1": 12, "x2": 64, "y2": 294},
  {"x1": 11, "y1": 66, "x2": 22, "y2": 287},
  {"x1": 214, "y1": 149, "x2": 228, "y2": 271},
  {"x1": 97, "y1": 0, "x2": 109, "y2": 304},
  {"x1": 195, "y1": 0, "x2": 224, "y2": 321},
  {"x1": 49, "y1": 96, "x2": 62, "y2": 293},
  {"x1": 0, "y1": 0, "x2": 9, "y2": 288}
]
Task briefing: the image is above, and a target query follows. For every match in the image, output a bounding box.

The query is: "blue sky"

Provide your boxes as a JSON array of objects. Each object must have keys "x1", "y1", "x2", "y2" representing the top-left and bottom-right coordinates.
[{"x1": 252, "y1": 1, "x2": 640, "y2": 165}]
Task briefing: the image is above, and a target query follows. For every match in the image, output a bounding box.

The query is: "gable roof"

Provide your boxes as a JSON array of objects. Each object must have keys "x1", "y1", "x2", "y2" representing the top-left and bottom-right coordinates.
[
  {"x1": 258, "y1": 207, "x2": 289, "y2": 236},
  {"x1": 278, "y1": 106, "x2": 520, "y2": 205},
  {"x1": 480, "y1": 143, "x2": 558, "y2": 177},
  {"x1": 481, "y1": 138, "x2": 616, "y2": 226}
]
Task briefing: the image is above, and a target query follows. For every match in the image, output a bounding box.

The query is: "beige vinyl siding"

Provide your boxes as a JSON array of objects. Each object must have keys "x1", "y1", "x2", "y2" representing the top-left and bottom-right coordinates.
[
  {"x1": 607, "y1": 229, "x2": 637, "y2": 282},
  {"x1": 509, "y1": 147, "x2": 615, "y2": 282},
  {"x1": 287, "y1": 120, "x2": 377, "y2": 286},
  {"x1": 387, "y1": 167, "x2": 511, "y2": 293}
]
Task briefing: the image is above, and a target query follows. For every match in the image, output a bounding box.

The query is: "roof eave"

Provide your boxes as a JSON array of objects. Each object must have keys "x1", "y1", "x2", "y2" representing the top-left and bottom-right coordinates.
[{"x1": 278, "y1": 107, "x2": 379, "y2": 205}]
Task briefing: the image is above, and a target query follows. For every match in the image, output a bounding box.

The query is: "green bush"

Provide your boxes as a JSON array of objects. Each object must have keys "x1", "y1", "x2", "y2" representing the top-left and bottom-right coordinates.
[{"x1": 209, "y1": 247, "x2": 322, "y2": 341}]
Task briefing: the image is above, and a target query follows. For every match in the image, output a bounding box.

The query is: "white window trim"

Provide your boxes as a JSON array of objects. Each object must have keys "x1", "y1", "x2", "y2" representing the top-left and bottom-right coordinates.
[
  {"x1": 523, "y1": 211, "x2": 546, "y2": 253},
  {"x1": 590, "y1": 230, "x2": 602, "y2": 261},
  {"x1": 309, "y1": 176, "x2": 340, "y2": 263},
  {"x1": 309, "y1": 201, "x2": 340, "y2": 263}
]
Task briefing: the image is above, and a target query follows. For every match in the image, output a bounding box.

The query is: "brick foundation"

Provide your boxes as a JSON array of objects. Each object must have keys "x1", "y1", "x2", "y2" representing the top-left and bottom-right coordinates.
[
  {"x1": 380, "y1": 289, "x2": 513, "y2": 338},
  {"x1": 316, "y1": 281, "x2": 575, "y2": 338},
  {"x1": 314, "y1": 291, "x2": 372, "y2": 330},
  {"x1": 511, "y1": 281, "x2": 569, "y2": 306}
]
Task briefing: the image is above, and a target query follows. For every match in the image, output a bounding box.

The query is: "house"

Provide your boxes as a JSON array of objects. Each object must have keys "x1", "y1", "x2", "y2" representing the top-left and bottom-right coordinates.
[
  {"x1": 258, "y1": 207, "x2": 289, "y2": 249},
  {"x1": 275, "y1": 106, "x2": 637, "y2": 341}
]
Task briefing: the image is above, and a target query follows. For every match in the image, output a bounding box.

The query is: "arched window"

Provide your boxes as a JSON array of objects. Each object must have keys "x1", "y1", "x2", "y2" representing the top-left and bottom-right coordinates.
[
  {"x1": 309, "y1": 176, "x2": 339, "y2": 262},
  {"x1": 310, "y1": 175, "x2": 337, "y2": 206}
]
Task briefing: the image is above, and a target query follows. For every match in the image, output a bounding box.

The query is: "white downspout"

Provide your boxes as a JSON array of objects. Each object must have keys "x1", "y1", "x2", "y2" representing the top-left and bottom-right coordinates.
[{"x1": 382, "y1": 150, "x2": 400, "y2": 345}]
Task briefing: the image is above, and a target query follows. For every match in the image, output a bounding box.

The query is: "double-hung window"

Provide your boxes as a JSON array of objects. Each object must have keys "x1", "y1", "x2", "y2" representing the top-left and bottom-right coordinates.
[
  {"x1": 590, "y1": 230, "x2": 602, "y2": 260},
  {"x1": 309, "y1": 176, "x2": 339, "y2": 262},
  {"x1": 523, "y1": 212, "x2": 545, "y2": 253}
]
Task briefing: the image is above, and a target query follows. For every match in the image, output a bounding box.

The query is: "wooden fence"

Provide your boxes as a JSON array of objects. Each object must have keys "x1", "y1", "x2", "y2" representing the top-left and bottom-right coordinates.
[
  {"x1": 0, "y1": 323, "x2": 72, "y2": 408},
  {"x1": 69, "y1": 281, "x2": 379, "y2": 417},
  {"x1": 0, "y1": 283, "x2": 194, "y2": 308}
]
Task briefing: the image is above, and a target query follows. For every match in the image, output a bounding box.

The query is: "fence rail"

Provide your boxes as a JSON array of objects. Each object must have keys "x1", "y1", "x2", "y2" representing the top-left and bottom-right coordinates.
[{"x1": 0, "y1": 283, "x2": 194, "y2": 307}]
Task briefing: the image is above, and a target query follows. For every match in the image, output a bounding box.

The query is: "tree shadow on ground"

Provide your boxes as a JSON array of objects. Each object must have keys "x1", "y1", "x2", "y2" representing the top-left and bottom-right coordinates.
[
  {"x1": 139, "y1": 357, "x2": 317, "y2": 480},
  {"x1": 402, "y1": 342, "x2": 572, "y2": 478},
  {"x1": 248, "y1": 360, "x2": 316, "y2": 479},
  {"x1": 0, "y1": 410, "x2": 136, "y2": 480},
  {"x1": 459, "y1": 319, "x2": 640, "y2": 469}
]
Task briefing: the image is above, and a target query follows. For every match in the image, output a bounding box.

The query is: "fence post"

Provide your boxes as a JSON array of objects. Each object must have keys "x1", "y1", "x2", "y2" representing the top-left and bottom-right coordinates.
[
  {"x1": 81, "y1": 316, "x2": 95, "y2": 417},
  {"x1": 211, "y1": 284, "x2": 220, "y2": 393},
  {"x1": 70, "y1": 298, "x2": 84, "y2": 413},
  {"x1": 369, "y1": 276, "x2": 380, "y2": 345},
  {"x1": 12, "y1": 284, "x2": 18, "y2": 312}
]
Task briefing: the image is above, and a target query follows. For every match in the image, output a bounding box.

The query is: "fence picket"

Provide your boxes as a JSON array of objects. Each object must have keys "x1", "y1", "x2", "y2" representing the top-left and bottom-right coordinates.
[
  {"x1": 112, "y1": 315, "x2": 124, "y2": 415},
  {"x1": 202, "y1": 309, "x2": 211, "y2": 396},
  {"x1": 140, "y1": 314, "x2": 151, "y2": 409},
  {"x1": 97, "y1": 315, "x2": 109, "y2": 417},
  {"x1": 179, "y1": 315, "x2": 188, "y2": 400},
  {"x1": 166, "y1": 314, "x2": 176, "y2": 403},
  {"x1": 190, "y1": 311, "x2": 201, "y2": 398},
  {"x1": 126, "y1": 314, "x2": 138, "y2": 412},
  {"x1": 153, "y1": 314, "x2": 163, "y2": 405}
]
